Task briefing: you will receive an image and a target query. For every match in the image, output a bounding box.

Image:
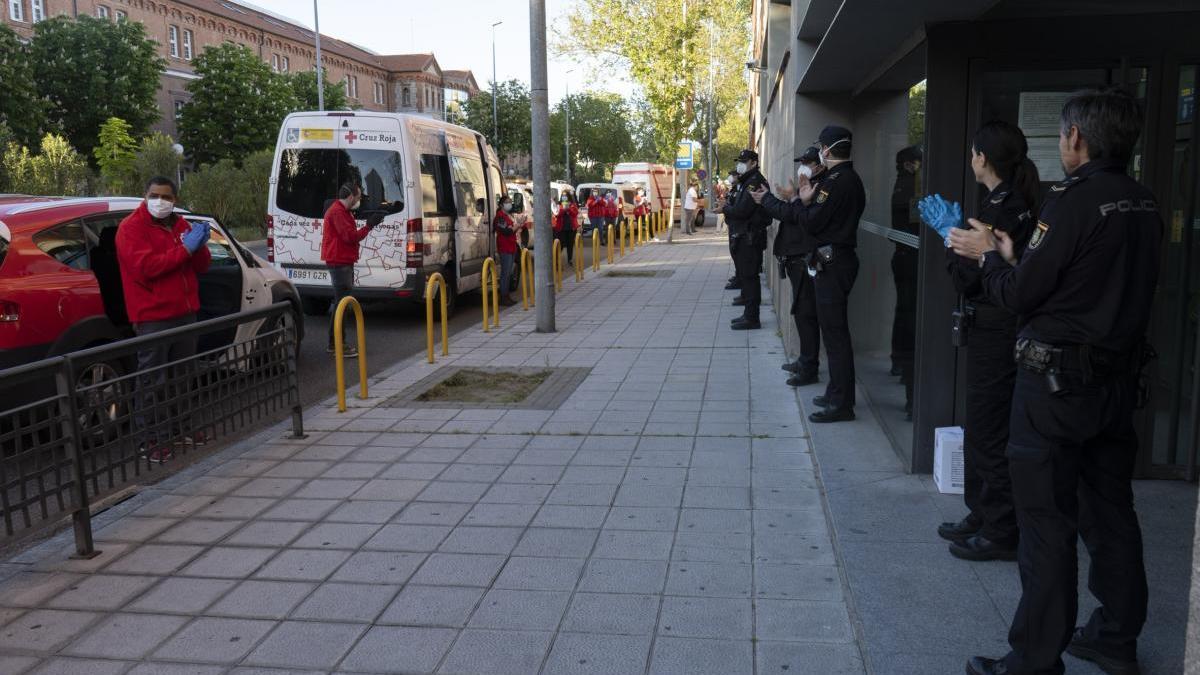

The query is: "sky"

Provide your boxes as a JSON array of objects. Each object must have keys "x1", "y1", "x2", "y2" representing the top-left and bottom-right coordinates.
[{"x1": 240, "y1": 0, "x2": 631, "y2": 104}]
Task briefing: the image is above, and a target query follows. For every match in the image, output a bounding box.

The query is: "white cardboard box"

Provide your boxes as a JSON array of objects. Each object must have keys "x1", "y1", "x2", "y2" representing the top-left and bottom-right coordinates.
[{"x1": 934, "y1": 426, "x2": 965, "y2": 495}]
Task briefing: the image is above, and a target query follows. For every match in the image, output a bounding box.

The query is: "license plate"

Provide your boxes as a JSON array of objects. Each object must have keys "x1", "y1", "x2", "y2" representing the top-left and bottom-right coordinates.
[{"x1": 286, "y1": 268, "x2": 329, "y2": 282}]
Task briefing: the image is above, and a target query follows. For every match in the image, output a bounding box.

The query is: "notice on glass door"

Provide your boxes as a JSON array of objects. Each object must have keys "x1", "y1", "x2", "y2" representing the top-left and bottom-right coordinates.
[
  {"x1": 1026, "y1": 137, "x2": 1065, "y2": 183},
  {"x1": 1018, "y1": 92, "x2": 1074, "y2": 137}
]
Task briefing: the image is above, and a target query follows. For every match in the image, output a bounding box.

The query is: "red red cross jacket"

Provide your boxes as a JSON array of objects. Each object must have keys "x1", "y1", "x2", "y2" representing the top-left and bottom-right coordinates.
[
  {"x1": 320, "y1": 199, "x2": 373, "y2": 266},
  {"x1": 115, "y1": 203, "x2": 212, "y2": 324}
]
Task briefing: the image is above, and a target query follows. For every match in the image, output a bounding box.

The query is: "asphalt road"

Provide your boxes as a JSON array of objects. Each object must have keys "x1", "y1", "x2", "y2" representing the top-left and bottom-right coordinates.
[{"x1": 247, "y1": 241, "x2": 526, "y2": 409}]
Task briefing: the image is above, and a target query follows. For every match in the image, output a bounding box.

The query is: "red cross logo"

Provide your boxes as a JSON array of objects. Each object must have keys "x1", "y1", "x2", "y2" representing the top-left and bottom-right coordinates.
[{"x1": 345, "y1": 131, "x2": 357, "y2": 144}]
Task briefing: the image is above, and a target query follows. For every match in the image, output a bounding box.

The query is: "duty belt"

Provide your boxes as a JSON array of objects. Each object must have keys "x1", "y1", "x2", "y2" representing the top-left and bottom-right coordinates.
[{"x1": 1013, "y1": 338, "x2": 1135, "y2": 394}]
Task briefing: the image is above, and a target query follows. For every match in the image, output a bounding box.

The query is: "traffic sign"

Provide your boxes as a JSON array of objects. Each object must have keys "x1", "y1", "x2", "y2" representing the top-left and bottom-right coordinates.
[
  {"x1": 697, "y1": 169, "x2": 707, "y2": 180},
  {"x1": 674, "y1": 142, "x2": 693, "y2": 169}
]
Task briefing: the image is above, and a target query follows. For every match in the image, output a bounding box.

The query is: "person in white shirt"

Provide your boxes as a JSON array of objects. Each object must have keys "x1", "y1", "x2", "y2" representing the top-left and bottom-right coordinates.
[{"x1": 683, "y1": 182, "x2": 699, "y2": 235}]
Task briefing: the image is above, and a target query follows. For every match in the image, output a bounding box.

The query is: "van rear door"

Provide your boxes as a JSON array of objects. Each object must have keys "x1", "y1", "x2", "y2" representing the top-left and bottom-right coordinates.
[{"x1": 445, "y1": 130, "x2": 489, "y2": 291}]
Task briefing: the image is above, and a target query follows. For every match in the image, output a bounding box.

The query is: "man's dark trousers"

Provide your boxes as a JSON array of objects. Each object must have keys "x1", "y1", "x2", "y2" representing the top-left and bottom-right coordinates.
[
  {"x1": 1003, "y1": 367, "x2": 1147, "y2": 675},
  {"x1": 732, "y1": 235, "x2": 761, "y2": 320},
  {"x1": 133, "y1": 314, "x2": 198, "y2": 445},
  {"x1": 784, "y1": 256, "x2": 819, "y2": 374},
  {"x1": 813, "y1": 251, "x2": 857, "y2": 410},
  {"x1": 963, "y1": 314, "x2": 1019, "y2": 544},
  {"x1": 326, "y1": 264, "x2": 356, "y2": 348}
]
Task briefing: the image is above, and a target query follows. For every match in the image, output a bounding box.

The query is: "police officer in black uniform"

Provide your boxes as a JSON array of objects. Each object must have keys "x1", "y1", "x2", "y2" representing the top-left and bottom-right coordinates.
[
  {"x1": 939, "y1": 120, "x2": 1039, "y2": 564},
  {"x1": 764, "y1": 146, "x2": 824, "y2": 386},
  {"x1": 753, "y1": 126, "x2": 865, "y2": 423},
  {"x1": 950, "y1": 87, "x2": 1160, "y2": 675},
  {"x1": 721, "y1": 149, "x2": 771, "y2": 330},
  {"x1": 890, "y1": 146, "x2": 922, "y2": 417}
]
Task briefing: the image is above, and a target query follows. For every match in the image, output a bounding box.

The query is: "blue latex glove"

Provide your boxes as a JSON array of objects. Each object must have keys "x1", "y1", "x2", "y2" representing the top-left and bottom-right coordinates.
[
  {"x1": 181, "y1": 221, "x2": 209, "y2": 254},
  {"x1": 917, "y1": 194, "x2": 945, "y2": 228}
]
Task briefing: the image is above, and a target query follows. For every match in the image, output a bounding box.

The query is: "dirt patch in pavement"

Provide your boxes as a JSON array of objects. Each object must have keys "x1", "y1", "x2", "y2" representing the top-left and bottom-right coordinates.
[{"x1": 415, "y1": 368, "x2": 553, "y2": 405}]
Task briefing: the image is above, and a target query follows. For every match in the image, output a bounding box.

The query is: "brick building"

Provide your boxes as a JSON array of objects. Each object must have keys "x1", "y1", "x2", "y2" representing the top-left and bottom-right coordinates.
[{"x1": 2, "y1": 0, "x2": 478, "y2": 139}]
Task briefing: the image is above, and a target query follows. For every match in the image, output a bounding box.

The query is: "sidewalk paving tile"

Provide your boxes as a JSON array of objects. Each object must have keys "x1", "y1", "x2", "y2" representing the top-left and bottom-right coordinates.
[
  {"x1": 150, "y1": 616, "x2": 275, "y2": 663},
  {"x1": 0, "y1": 609, "x2": 100, "y2": 652},
  {"x1": 62, "y1": 612, "x2": 188, "y2": 659},
  {"x1": 339, "y1": 625, "x2": 457, "y2": 673},
  {"x1": 437, "y1": 628, "x2": 553, "y2": 675},
  {"x1": 206, "y1": 580, "x2": 314, "y2": 619},
  {"x1": 378, "y1": 585, "x2": 486, "y2": 627},
  {"x1": 542, "y1": 633, "x2": 652, "y2": 675},
  {"x1": 242, "y1": 620, "x2": 365, "y2": 669}
]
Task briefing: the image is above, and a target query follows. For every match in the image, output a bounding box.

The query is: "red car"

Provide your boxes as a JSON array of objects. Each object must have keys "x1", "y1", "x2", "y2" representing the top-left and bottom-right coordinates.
[{"x1": 0, "y1": 196, "x2": 303, "y2": 383}]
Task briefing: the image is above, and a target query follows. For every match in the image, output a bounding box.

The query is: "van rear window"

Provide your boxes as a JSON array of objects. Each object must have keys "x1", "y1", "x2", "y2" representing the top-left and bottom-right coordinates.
[{"x1": 276, "y1": 148, "x2": 405, "y2": 219}]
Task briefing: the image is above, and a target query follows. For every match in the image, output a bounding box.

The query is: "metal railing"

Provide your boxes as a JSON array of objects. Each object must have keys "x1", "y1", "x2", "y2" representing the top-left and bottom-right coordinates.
[{"x1": 0, "y1": 302, "x2": 303, "y2": 556}]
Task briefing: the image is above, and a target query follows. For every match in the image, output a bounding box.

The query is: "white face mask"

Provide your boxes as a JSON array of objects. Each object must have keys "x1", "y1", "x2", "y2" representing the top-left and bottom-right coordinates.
[
  {"x1": 797, "y1": 165, "x2": 814, "y2": 180},
  {"x1": 146, "y1": 197, "x2": 174, "y2": 219},
  {"x1": 735, "y1": 162, "x2": 748, "y2": 175},
  {"x1": 502, "y1": 203, "x2": 512, "y2": 212}
]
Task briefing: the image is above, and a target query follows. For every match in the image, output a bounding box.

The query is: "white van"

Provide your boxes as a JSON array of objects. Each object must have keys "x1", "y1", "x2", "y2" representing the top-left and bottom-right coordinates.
[
  {"x1": 576, "y1": 182, "x2": 638, "y2": 236},
  {"x1": 268, "y1": 111, "x2": 507, "y2": 313},
  {"x1": 612, "y1": 162, "x2": 678, "y2": 217}
]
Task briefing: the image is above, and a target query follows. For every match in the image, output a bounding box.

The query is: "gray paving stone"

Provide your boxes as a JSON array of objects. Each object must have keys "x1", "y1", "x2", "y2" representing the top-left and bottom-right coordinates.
[
  {"x1": 756, "y1": 641, "x2": 866, "y2": 674},
  {"x1": 545, "y1": 483, "x2": 619, "y2": 506},
  {"x1": 512, "y1": 528, "x2": 599, "y2": 558},
  {"x1": 665, "y1": 561, "x2": 753, "y2": 598},
  {"x1": 628, "y1": 451, "x2": 690, "y2": 468},
  {"x1": 290, "y1": 581, "x2": 399, "y2": 623},
  {"x1": 614, "y1": 484, "x2": 683, "y2": 507},
  {"x1": 339, "y1": 625, "x2": 457, "y2": 673},
  {"x1": 0, "y1": 572, "x2": 82, "y2": 607},
  {"x1": 604, "y1": 507, "x2": 679, "y2": 531},
  {"x1": 243, "y1": 620, "x2": 365, "y2": 669},
  {"x1": 755, "y1": 564, "x2": 844, "y2": 601},
  {"x1": 394, "y1": 502, "x2": 472, "y2": 525},
  {"x1": 127, "y1": 663, "x2": 227, "y2": 675},
  {"x1": 498, "y1": 465, "x2": 565, "y2": 484},
  {"x1": 578, "y1": 558, "x2": 668, "y2": 594},
  {"x1": 26, "y1": 657, "x2": 131, "y2": 674},
  {"x1": 290, "y1": 480, "x2": 367, "y2": 500},
  {"x1": 560, "y1": 593, "x2": 660, "y2": 635},
  {"x1": 438, "y1": 629, "x2": 553, "y2": 675},
  {"x1": 753, "y1": 532, "x2": 837, "y2": 565},
  {"x1": 318, "y1": 462, "x2": 387, "y2": 480},
  {"x1": 438, "y1": 526, "x2": 523, "y2": 555},
  {"x1": 682, "y1": 486, "x2": 751, "y2": 509},
  {"x1": 233, "y1": 478, "x2": 306, "y2": 498},
  {"x1": 331, "y1": 551, "x2": 425, "y2": 584},
  {"x1": 754, "y1": 599, "x2": 855, "y2": 643},
  {"x1": 754, "y1": 486, "x2": 824, "y2": 510},
  {"x1": 379, "y1": 462, "x2": 448, "y2": 480},
  {"x1": 130, "y1": 494, "x2": 213, "y2": 519},
  {"x1": 151, "y1": 617, "x2": 275, "y2": 663},
  {"x1": 533, "y1": 504, "x2": 610, "y2": 528},
  {"x1": 196, "y1": 496, "x2": 277, "y2": 519},
  {"x1": 62, "y1": 612, "x2": 187, "y2": 659},
  {"x1": 46, "y1": 574, "x2": 157, "y2": 611},
  {"x1": 568, "y1": 451, "x2": 634, "y2": 467},
  {"x1": 542, "y1": 633, "x2": 652, "y2": 675},
  {"x1": 353, "y1": 479, "x2": 429, "y2": 501},
  {"x1": 291, "y1": 523, "x2": 381, "y2": 549},
  {"x1": 593, "y1": 530, "x2": 674, "y2": 560},
  {"x1": 0, "y1": 609, "x2": 98, "y2": 653},
  {"x1": 672, "y1": 532, "x2": 753, "y2": 564},
  {"x1": 364, "y1": 524, "x2": 451, "y2": 552},
  {"x1": 461, "y1": 502, "x2": 539, "y2": 527},
  {"x1": 259, "y1": 499, "x2": 339, "y2": 521},
  {"x1": 468, "y1": 588, "x2": 571, "y2": 630},
  {"x1": 127, "y1": 577, "x2": 237, "y2": 614},
  {"x1": 438, "y1": 463, "x2": 505, "y2": 483},
  {"x1": 154, "y1": 519, "x2": 245, "y2": 545},
  {"x1": 206, "y1": 580, "x2": 314, "y2": 619},
  {"x1": 648, "y1": 636, "x2": 753, "y2": 675},
  {"x1": 254, "y1": 549, "x2": 351, "y2": 581},
  {"x1": 226, "y1": 521, "x2": 309, "y2": 547},
  {"x1": 0, "y1": 655, "x2": 43, "y2": 674},
  {"x1": 659, "y1": 596, "x2": 753, "y2": 639},
  {"x1": 493, "y1": 556, "x2": 586, "y2": 591},
  {"x1": 102, "y1": 544, "x2": 205, "y2": 575},
  {"x1": 625, "y1": 467, "x2": 688, "y2": 485},
  {"x1": 322, "y1": 500, "x2": 406, "y2": 524},
  {"x1": 753, "y1": 507, "x2": 830, "y2": 536},
  {"x1": 479, "y1": 483, "x2": 553, "y2": 504},
  {"x1": 409, "y1": 553, "x2": 506, "y2": 587},
  {"x1": 181, "y1": 546, "x2": 277, "y2": 578},
  {"x1": 378, "y1": 585, "x2": 485, "y2": 627}
]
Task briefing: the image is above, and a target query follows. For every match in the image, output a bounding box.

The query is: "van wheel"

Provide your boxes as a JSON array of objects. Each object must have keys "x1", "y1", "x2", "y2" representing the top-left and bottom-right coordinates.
[{"x1": 301, "y1": 296, "x2": 331, "y2": 316}]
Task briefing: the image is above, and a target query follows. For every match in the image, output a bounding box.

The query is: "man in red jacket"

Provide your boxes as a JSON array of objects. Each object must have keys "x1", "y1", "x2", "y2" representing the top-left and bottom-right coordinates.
[
  {"x1": 321, "y1": 181, "x2": 382, "y2": 357},
  {"x1": 116, "y1": 176, "x2": 212, "y2": 462}
]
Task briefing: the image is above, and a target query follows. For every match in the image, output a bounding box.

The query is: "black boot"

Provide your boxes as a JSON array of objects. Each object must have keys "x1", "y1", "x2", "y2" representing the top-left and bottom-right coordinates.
[
  {"x1": 937, "y1": 515, "x2": 981, "y2": 542},
  {"x1": 731, "y1": 296, "x2": 747, "y2": 306},
  {"x1": 781, "y1": 361, "x2": 802, "y2": 373},
  {"x1": 786, "y1": 371, "x2": 819, "y2": 387},
  {"x1": 948, "y1": 535, "x2": 1018, "y2": 562},
  {"x1": 1066, "y1": 628, "x2": 1142, "y2": 675},
  {"x1": 730, "y1": 317, "x2": 761, "y2": 330},
  {"x1": 809, "y1": 407, "x2": 854, "y2": 423},
  {"x1": 965, "y1": 657, "x2": 1010, "y2": 675}
]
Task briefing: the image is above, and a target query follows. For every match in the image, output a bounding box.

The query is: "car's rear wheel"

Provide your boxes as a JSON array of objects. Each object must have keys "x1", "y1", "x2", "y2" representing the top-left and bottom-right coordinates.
[{"x1": 76, "y1": 358, "x2": 128, "y2": 443}]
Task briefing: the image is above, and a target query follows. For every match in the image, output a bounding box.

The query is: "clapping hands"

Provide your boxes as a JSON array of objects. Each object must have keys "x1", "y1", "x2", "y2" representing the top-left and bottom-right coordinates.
[
  {"x1": 749, "y1": 185, "x2": 769, "y2": 204},
  {"x1": 181, "y1": 221, "x2": 209, "y2": 254},
  {"x1": 917, "y1": 194, "x2": 963, "y2": 242}
]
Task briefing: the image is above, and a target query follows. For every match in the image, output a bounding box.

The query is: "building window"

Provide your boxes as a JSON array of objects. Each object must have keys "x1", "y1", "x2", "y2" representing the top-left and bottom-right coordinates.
[
  {"x1": 96, "y1": 5, "x2": 109, "y2": 19},
  {"x1": 374, "y1": 82, "x2": 384, "y2": 105},
  {"x1": 174, "y1": 100, "x2": 185, "y2": 120},
  {"x1": 344, "y1": 77, "x2": 350, "y2": 98},
  {"x1": 9, "y1": 0, "x2": 24, "y2": 22},
  {"x1": 31, "y1": 0, "x2": 43, "y2": 22},
  {"x1": 402, "y1": 87, "x2": 411, "y2": 107},
  {"x1": 168, "y1": 25, "x2": 179, "y2": 58},
  {"x1": 183, "y1": 29, "x2": 193, "y2": 60},
  {"x1": 272, "y1": 54, "x2": 280, "y2": 72},
  {"x1": 115, "y1": 10, "x2": 126, "y2": 22},
  {"x1": 345, "y1": 75, "x2": 357, "y2": 99},
  {"x1": 281, "y1": 56, "x2": 289, "y2": 73}
]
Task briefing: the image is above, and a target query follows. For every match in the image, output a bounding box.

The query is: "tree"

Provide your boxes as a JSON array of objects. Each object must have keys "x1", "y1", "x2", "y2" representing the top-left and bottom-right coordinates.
[
  {"x1": 30, "y1": 16, "x2": 163, "y2": 159},
  {"x1": 132, "y1": 132, "x2": 181, "y2": 194},
  {"x1": 3, "y1": 134, "x2": 91, "y2": 196},
  {"x1": 289, "y1": 70, "x2": 349, "y2": 111},
  {"x1": 0, "y1": 24, "x2": 46, "y2": 148},
  {"x1": 180, "y1": 44, "x2": 299, "y2": 166},
  {"x1": 462, "y1": 79, "x2": 531, "y2": 166},
  {"x1": 548, "y1": 92, "x2": 635, "y2": 182},
  {"x1": 908, "y1": 81, "x2": 927, "y2": 147},
  {"x1": 181, "y1": 149, "x2": 274, "y2": 239},
  {"x1": 94, "y1": 117, "x2": 139, "y2": 194}
]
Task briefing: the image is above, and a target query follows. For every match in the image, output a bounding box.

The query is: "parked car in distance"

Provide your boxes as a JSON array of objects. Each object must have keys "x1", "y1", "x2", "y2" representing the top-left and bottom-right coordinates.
[{"x1": 0, "y1": 196, "x2": 303, "y2": 383}]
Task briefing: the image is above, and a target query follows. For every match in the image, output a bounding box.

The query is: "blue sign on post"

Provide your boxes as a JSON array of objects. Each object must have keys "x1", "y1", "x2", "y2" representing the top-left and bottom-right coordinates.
[{"x1": 674, "y1": 142, "x2": 694, "y2": 170}]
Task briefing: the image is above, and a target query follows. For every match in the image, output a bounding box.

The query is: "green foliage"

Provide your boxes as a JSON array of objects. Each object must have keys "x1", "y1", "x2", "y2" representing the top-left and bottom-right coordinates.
[
  {"x1": 908, "y1": 81, "x2": 927, "y2": 147},
  {"x1": 30, "y1": 16, "x2": 164, "y2": 160},
  {"x1": 181, "y1": 149, "x2": 274, "y2": 239},
  {"x1": 131, "y1": 132, "x2": 182, "y2": 195},
  {"x1": 462, "y1": 79, "x2": 531, "y2": 163},
  {"x1": 548, "y1": 92, "x2": 635, "y2": 181},
  {"x1": 180, "y1": 44, "x2": 299, "y2": 166},
  {"x1": 289, "y1": 69, "x2": 349, "y2": 111},
  {"x1": 94, "y1": 117, "x2": 139, "y2": 195},
  {"x1": 0, "y1": 24, "x2": 46, "y2": 148},
  {"x1": 2, "y1": 133, "x2": 91, "y2": 196}
]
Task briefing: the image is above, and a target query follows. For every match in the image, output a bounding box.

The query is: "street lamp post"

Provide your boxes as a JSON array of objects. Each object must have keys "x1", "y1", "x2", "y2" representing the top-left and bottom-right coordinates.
[
  {"x1": 314, "y1": 0, "x2": 324, "y2": 111},
  {"x1": 564, "y1": 69, "x2": 574, "y2": 185},
  {"x1": 491, "y1": 20, "x2": 503, "y2": 145}
]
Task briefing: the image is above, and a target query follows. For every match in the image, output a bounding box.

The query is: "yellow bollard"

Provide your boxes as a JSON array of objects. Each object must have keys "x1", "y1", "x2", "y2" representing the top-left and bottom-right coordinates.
[
  {"x1": 592, "y1": 228, "x2": 600, "y2": 272},
  {"x1": 425, "y1": 273, "x2": 449, "y2": 363},
  {"x1": 607, "y1": 224, "x2": 614, "y2": 264},
  {"x1": 628, "y1": 217, "x2": 636, "y2": 249},
  {"x1": 520, "y1": 248, "x2": 535, "y2": 310},
  {"x1": 574, "y1": 231, "x2": 584, "y2": 281},
  {"x1": 551, "y1": 239, "x2": 563, "y2": 291},
  {"x1": 333, "y1": 296, "x2": 368, "y2": 413},
  {"x1": 618, "y1": 221, "x2": 626, "y2": 257},
  {"x1": 641, "y1": 215, "x2": 648, "y2": 243},
  {"x1": 481, "y1": 257, "x2": 499, "y2": 332}
]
